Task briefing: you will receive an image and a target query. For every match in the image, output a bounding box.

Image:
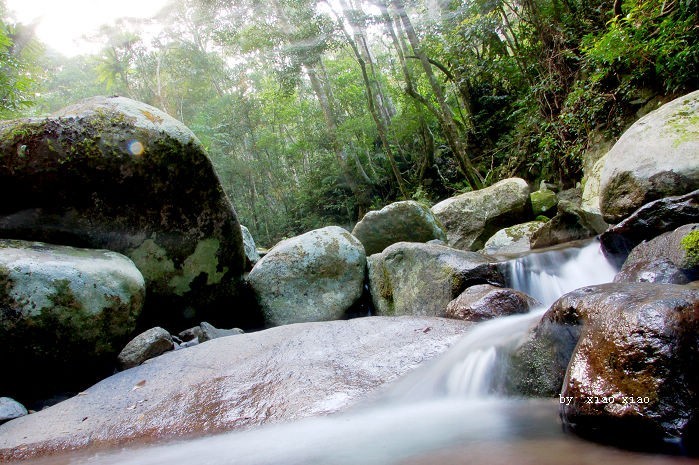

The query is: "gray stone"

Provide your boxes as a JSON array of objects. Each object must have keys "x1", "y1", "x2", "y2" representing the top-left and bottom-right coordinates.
[
  {"x1": 367, "y1": 242, "x2": 504, "y2": 317},
  {"x1": 0, "y1": 317, "x2": 472, "y2": 461},
  {"x1": 199, "y1": 321, "x2": 244, "y2": 342},
  {"x1": 0, "y1": 96, "x2": 246, "y2": 329},
  {"x1": 351, "y1": 200, "x2": 446, "y2": 255},
  {"x1": 0, "y1": 239, "x2": 145, "y2": 401},
  {"x1": 530, "y1": 189, "x2": 597, "y2": 249},
  {"x1": 0, "y1": 398, "x2": 27, "y2": 424},
  {"x1": 483, "y1": 221, "x2": 546, "y2": 256},
  {"x1": 241, "y1": 225, "x2": 260, "y2": 270},
  {"x1": 118, "y1": 327, "x2": 174, "y2": 370},
  {"x1": 431, "y1": 178, "x2": 531, "y2": 251},
  {"x1": 445, "y1": 284, "x2": 539, "y2": 321},
  {"x1": 581, "y1": 155, "x2": 610, "y2": 234},
  {"x1": 248, "y1": 226, "x2": 366, "y2": 326},
  {"x1": 600, "y1": 90, "x2": 699, "y2": 223}
]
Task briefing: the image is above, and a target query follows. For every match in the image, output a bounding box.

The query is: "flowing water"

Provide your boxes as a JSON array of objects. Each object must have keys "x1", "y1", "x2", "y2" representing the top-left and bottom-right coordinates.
[{"x1": 11, "y1": 240, "x2": 699, "y2": 465}]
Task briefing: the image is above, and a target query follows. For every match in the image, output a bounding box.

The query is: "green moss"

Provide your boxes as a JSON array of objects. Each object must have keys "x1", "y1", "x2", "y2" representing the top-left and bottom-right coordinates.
[
  {"x1": 680, "y1": 230, "x2": 699, "y2": 267},
  {"x1": 535, "y1": 215, "x2": 550, "y2": 222},
  {"x1": 169, "y1": 238, "x2": 228, "y2": 295},
  {"x1": 128, "y1": 239, "x2": 176, "y2": 286}
]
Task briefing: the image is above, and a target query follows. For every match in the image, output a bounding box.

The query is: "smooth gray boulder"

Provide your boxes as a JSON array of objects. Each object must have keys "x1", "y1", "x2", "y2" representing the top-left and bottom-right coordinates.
[
  {"x1": 351, "y1": 200, "x2": 446, "y2": 255},
  {"x1": 367, "y1": 242, "x2": 504, "y2": 317},
  {"x1": 0, "y1": 317, "x2": 472, "y2": 461},
  {"x1": 0, "y1": 239, "x2": 145, "y2": 401},
  {"x1": 600, "y1": 90, "x2": 699, "y2": 223},
  {"x1": 248, "y1": 226, "x2": 366, "y2": 326},
  {"x1": 0, "y1": 398, "x2": 27, "y2": 424},
  {"x1": 118, "y1": 327, "x2": 174, "y2": 370},
  {"x1": 431, "y1": 178, "x2": 531, "y2": 251},
  {"x1": 483, "y1": 221, "x2": 546, "y2": 256},
  {"x1": 0, "y1": 96, "x2": 246, "y2": 329},
  {"x1": 241, "y1": 225, "x2": 260, "y2": 270}
]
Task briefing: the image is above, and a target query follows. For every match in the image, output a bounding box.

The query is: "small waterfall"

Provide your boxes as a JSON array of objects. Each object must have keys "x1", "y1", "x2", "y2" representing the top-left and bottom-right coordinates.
[
  {"x1": 384, "y1": 240, "x2": 618, "y2": 401},
  {"x1": 503, "y1": 239, "x2": 618, "y2": 307}
]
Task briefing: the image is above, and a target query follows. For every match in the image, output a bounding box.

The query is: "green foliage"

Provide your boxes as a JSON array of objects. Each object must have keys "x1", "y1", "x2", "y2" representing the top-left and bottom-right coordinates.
[{"x1": 681, "y1": 230, "x2": 699, "y2": 268}]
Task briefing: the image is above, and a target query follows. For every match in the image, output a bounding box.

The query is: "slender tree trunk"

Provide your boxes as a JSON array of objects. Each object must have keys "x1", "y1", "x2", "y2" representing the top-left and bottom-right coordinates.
[{"x1": 390, "y1": 0, "x2": 483, "y2": 189}]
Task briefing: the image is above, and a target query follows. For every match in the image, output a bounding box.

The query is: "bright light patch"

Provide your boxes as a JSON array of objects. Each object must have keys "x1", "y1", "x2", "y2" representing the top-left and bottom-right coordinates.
[
  {"x1": 4, "y1": 0, "x2": 169, "y2": 57},
  {"x1": 127, "y1": 140, "x2": 144, "y2": 156}
]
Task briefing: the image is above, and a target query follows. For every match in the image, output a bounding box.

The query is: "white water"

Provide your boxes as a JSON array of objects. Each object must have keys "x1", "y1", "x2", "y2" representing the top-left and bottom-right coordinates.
[
  {"x1": 23, "y1": 240, "x2": 625, "y2": 465},
  {"x1": 382, "y1": 240, "x2": 617, "y2": 401}
]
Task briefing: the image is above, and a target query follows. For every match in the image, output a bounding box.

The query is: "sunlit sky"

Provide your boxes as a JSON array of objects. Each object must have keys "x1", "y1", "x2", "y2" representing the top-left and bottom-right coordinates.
[{"x1": 4, "y1": 0, "x2": 170, "y2": 57}]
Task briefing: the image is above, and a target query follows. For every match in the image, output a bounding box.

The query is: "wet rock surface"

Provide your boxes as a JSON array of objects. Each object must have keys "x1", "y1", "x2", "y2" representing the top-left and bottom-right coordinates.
[
  {"x1": 247, "y1": 226, "x2": 366, "y2": 326},
  {"x1": 482, "y1": 221, "x2": 546, "y2": 256},
  {"x1": 546, "y1": 283, "x2": 699, "y2": 453},
  {"x1": 0, "y1": 316, "x2": 472, "y2": 461},
  {"x1": 0, "y1": 96, "x2": 247, "y2": 329},
  {"x1": 367, "y1": 242, "x2": 504, "y2": 317},
  {"x1": 445, "y1": 284, "x2": 539, "y2": 321},
  {"x1": 600, "y1": 189, "x2": 699, "y2": 267},
  {"x1": 0, "y1": 239, "x2": 145, "y2": 402},
  {"x1": 614, "y1": 224, "x2": 698, "y2": 284}
]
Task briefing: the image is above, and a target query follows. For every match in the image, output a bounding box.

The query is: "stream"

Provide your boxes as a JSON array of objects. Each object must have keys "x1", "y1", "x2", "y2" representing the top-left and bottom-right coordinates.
[{"x1": 10, "y1": 240, "x2": 699, "y2": 465}]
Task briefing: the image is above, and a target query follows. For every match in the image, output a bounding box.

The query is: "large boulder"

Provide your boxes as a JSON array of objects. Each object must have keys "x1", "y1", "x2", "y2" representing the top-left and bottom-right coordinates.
[
  {"x1": 557, "y1": 283, "x2": 699, "y2": 453},
  {"x1": 482, "y1": 221, "x2": 546, "y2": 256},
  {"x1": 0, "y1": 316, "x2": 473, "y2": 461},
  {"x1": 367, "y1": 242, "x2": 504, "y2": 317},
  {"x1": 248, "y1": 226, "x2": 365, "y2": 326},
  {"x1": 431, "y1": 178, "x2": 531, "y2": 251},
  {"x1": 0, "y1": 239, "x2": 145, "y2": 402},
  {"x1": 445, "y1": 284, "x2": 539, "y2": 321},
  {"x1": 600, "y1": 189, "x2": 699, "y2": 267},
  {"x1": 614, "y1": 224, "x2": 699, "y2": 284},
  {"x1": 351, "y1": 200, "x2": 446, "y2": 255},
  {"x1": 0, "y1": 96, "x2": 246, "y2": 329},
  {"x1": 600, "y1": 90, "x2": 699, "y2": 223}
]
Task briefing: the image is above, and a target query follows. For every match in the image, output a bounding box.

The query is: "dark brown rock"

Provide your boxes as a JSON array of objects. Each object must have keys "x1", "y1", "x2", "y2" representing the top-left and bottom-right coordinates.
[
  {"x1": 445, "y1": 284, "x2": 539, "y2": 321},
  {"x1": 0, "y1": 96, "x2": 248, "y2": 329},
  {"x1": 554, "y1": 283, "x2": 699, "y2": 453},
  {"x1": 117, "y1": 327, "x2": 174, "y2": 370},
  {"x1": 614, "y1": 224, "x2": 698, "y2": 284},
  {"x1": 0, "y1": 316, "x2": 472, "y2": 461},
  {"x1": 600, "y1": 189, "x2": 699, "y2": 268},
  {"x1": 530, "y1": 189, "x2": 597, "y2": 249}
]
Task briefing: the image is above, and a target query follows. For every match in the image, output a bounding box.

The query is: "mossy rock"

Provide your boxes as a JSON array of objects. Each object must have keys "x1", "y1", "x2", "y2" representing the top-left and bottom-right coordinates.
[
  {"x1": 0, "y1": 96, "x2": 248, "y2": 329},
  {"x1": 0, "y1": 239, "x2": 145, "y2": 403},
  {"x1": 600, "y1": 90, "x2": 699, "y2": 223},
  {"x1": 367, "y1": 242, "x2": 504, "y2": 317},
  {"x1": 351, "y1": 200, "x2": 446, "y2": 255},
  {"x1": 530, "y1": 189, "x2": 558, "y2": 216}
]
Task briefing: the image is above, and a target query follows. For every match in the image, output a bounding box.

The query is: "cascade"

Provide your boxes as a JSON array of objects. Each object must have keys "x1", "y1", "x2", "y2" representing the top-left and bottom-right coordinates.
[{"x1": 16, "y1": 240, "x2": 659, "y2": 465}]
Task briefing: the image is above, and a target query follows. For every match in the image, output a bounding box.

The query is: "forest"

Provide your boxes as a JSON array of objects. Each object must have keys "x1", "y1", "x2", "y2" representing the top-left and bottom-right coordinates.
[{"x1": 1, "y1": 0, "x2": 697, "y2": 247}]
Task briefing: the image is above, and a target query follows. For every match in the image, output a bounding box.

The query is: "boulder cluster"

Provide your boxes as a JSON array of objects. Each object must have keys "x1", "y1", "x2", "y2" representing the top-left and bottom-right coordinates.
[{"x1": 0, "y1": 91, "x2": 697, "y2": 458}]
